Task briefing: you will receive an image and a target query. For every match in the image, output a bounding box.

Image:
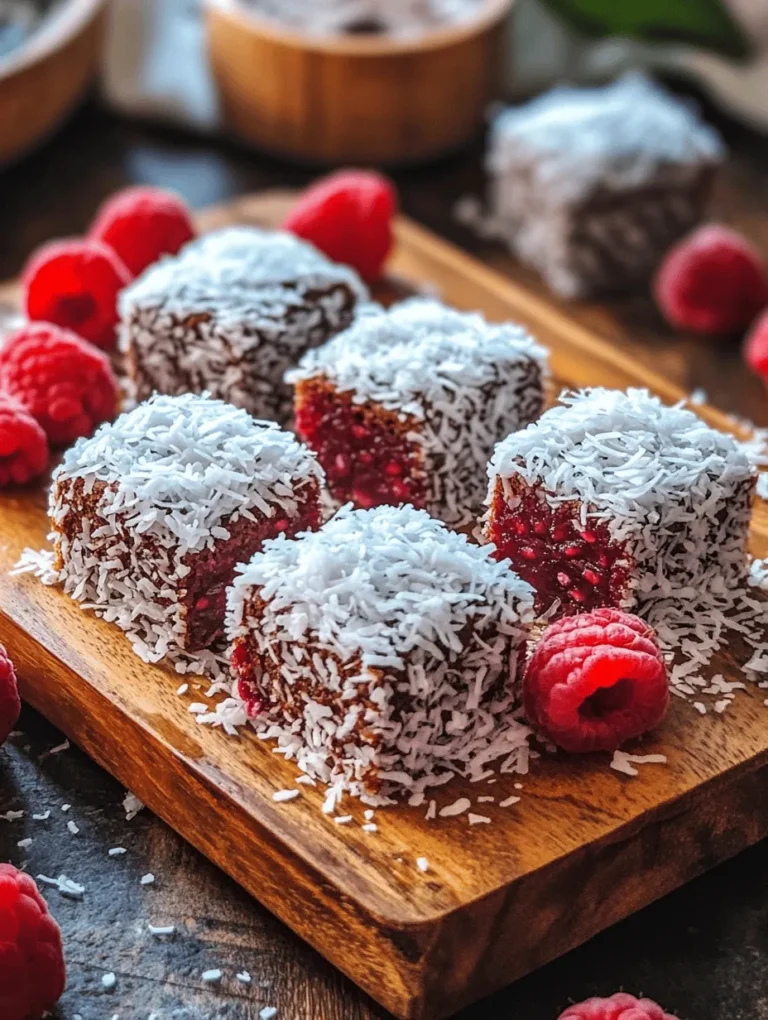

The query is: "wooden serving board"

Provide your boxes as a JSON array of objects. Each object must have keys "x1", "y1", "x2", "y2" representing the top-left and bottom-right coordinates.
[{"x1": 2, "y1": 191, "x2": 768, "y2": 1020}]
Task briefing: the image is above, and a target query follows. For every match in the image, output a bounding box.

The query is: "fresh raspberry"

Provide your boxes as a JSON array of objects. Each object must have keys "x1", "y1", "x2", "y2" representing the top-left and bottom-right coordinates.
[
  {"x1": 744, "y1": 307, "x2": 768, "y2": 380},
  {"x1": 559, "y1": 992, "x2": 675, "y2": 1020},
  {"x1": 0, "y1": 864, "x2": 66, "y2": 1020},
  {"x1": 283, "y1": 169, "x2": 397, "y2": 282},
  {"x1": 0, "y1": 395, "x2": 49, "y2": 487},
  {"x1": 89, "y1": 185, "x2": 196, "y2": 277},
  {"x1": 0, "y1": 645, "x2": 21, "y2": 745},
  {"x1": 22, "y1": 238, "x2": 132, "y2": 350},
  {"x1": 523, "y1": 608, "x2": 669, "y2": 754},
  {"x1": 654, "y1": 224, "x2": 768, "y2": 334},
  {"x1": 0, "y1": 323, "x2": 119, "y2": 447}
]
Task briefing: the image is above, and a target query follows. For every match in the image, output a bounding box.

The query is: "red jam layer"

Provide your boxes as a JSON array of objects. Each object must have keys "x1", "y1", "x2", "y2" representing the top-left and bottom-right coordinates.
[
  {"x1": 487, "y1": 477, "x2": 632, "y2": 616},
  {"x1": 295, "y1": 378, "x2": 426, "y2": 511},
  {"x1": 183, "y1": 490, "x2": 320, "y2": 650}
]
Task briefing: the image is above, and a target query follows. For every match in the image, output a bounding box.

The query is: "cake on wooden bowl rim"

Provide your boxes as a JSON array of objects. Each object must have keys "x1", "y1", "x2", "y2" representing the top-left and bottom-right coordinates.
[
  {"x1": 226, "y1": 502, "x2": 535, "y2": 805},
  {"x1": 49, "y1": 392, "x2": 324, "y2": 666},
  {"x1": 118, "y1": 226, "x2": 368, "y2": 425},
  {"x1": 289, "y1": 297, "x2": 548, "y2": 526},
  {"x1": 484, "y1": 386, "x2": 756, "y2": 619}
]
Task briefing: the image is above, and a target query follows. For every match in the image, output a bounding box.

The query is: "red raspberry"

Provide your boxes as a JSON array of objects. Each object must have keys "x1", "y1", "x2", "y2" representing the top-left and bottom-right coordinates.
[
  {"x1": 0, "y1": 395, "x2": 49, "y2": 487},
  {"x1": 0, "y1": 864, "x2": 66, "y2": 1020},
  {"x1": 523, "y1": 608, "x2": 669, "y2": 754},
  {"x1": 0, "y1": 323, "x2": 119, "y2": 447},
  {"x1": 22, "y1": 238, "x2": 132, "y2": 350},
  {"x1": 744, "y1": 307, "x2": 768, "y2": 380},
  {"x1": 89, "y1": 185, "x2": 196, "y2": 277},
  {"x1": 0, "y1": 645, "x2": 21, "y2": 745},
  {"x1": 283, "y1": 169, "x2": 397, "y2": 282},
  {"x1": 559, "y1": 992, "x2": 675, "y2": 1020},
  {"x1": 654, "y1": 224, "x2": 768, "y2": 334}
]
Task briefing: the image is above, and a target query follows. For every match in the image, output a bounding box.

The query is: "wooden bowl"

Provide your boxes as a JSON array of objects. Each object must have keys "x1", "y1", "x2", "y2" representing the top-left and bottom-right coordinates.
[
  {"x1": 0, "y1": 0, "x2": 107, "y2": 166},
  {"x1": 204, "y1": 0, "x2": 513, "y2": 165}
]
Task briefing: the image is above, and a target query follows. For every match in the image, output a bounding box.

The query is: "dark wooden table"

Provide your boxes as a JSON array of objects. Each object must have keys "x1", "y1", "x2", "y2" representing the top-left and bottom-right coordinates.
[{"x1": 2, "y1": 94, "x2": 768, "y2": 1020}]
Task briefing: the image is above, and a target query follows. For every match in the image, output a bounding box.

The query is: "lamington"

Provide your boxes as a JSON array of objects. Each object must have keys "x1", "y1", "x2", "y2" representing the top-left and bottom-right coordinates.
[
  {"x1": 484, "y1": 388, "x2": 755, "y2": 617},
  {"x1": 288, "y1": 298, "x2": 548, "y2": 525},
  {"x1": 487, "y1": 74, "x2": 724, "y2": 298},
  {"x1": 50, "y1": 392, "x2": 323, "y2": 662},
  {"x1": 227, "y1": 503, "x2": 535, "y2": 802},
  {"x1": 119, "y1": 227, "x2": 368, "y2": 423}
]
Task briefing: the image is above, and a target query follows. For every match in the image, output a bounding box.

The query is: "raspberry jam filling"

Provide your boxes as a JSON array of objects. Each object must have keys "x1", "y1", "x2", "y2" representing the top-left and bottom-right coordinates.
[
  {"x1": 295, "y1": 378, "x2": 425, "y2": 511},
  {"x1": 231, "y1": 640, "x2": 265, "y2": 717},
  {"x1": 487, "y1": 477, "x2": 632, "y2": 615},
  {"x1": 183, "y1": 498, "x2": 319, "y2": 650}
]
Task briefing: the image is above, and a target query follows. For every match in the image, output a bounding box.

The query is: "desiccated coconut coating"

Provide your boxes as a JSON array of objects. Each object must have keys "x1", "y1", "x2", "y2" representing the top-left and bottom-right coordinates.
[
  {"x1": 485, "y1": 387, "x2": 755, "y2": 617},
  {"x1": 487, "y1": 74, "x2": 723, "y2": 298},
  {"x1": 119, "y1": 227, "x2": 369, "y2": 423},
  {"x1": 50, "y1": 393, "x2": 324, "y2": 663},
  {"x1": 227, "y1": 503, "x2": 535, "y2": 803},
  {"x1": 288, "y1": 298, "x2": 548, "y2": 525}
]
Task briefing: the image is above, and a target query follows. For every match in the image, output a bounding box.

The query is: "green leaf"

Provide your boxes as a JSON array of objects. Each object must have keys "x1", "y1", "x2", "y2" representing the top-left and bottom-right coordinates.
[{"x1": 539, "y1": 0, "x2": 752, "y2": 61}]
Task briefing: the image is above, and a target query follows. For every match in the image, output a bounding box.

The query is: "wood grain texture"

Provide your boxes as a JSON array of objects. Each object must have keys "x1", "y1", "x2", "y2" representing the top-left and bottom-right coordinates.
[
  {"x1": 2, "y1": 191, "x2": 768, "y2": 1020},
  {"x1": 204, "y1": 0, "x2": 510, "y2": 164}
]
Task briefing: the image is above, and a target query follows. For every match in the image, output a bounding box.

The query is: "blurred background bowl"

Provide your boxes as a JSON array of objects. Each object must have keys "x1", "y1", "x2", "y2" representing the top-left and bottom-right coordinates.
[
  {"x1": 0, "y1": 0, "x2": 107, "y2": 166},
  {"x1": 205, "y1": 0, "x2": 513, "y2": 166}
]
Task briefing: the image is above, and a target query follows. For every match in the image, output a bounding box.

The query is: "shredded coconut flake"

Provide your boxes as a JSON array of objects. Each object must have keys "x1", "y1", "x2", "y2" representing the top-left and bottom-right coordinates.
[
  {"x1": 272, "y1": 789, "x2": 300, "y2": 803},
  {"x1": 439, "y1": 798, "x2": 472, "y2": 818},
  {"x1": 610, "y1": 751, "x2": 668, "y2": 777},
  {"x1": 123, "y1": 793, "x2": 145, "y2": 820}
]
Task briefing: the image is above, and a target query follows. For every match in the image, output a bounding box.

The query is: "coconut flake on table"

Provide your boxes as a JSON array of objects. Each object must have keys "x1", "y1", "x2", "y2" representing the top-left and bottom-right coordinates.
[
  {"x1": 41, "y1": 392, "x2": 323, "y2": 671},
  {"x1": 36, "y1": 874, "x2": 85, "y2": 899},
  {"x1": 123, "y1": 792, "x2": 145, "y2": 820},
  {"x1": 224, "y1": 504, "x2": 535, "y2": 806},
  {"x1": 288, "y1": 298, "x2": 548, "y2": 526}
]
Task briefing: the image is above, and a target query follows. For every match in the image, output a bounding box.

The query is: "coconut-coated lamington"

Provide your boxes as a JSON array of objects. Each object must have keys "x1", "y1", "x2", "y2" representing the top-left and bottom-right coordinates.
[
  {"x1": 485, "y1": 388, "x2": 755, "y2": 617},
  {"x1": 288, "y1": 298, "x2": 548, "y2": 525},
  {"x1": 119, "y1": 227, "x2": 368, "y2": 423},
  {"x1": 50, "y1": 393, "x2": 323, "y2": 662},
  {"x1": 227, "y1": 504, "x2": 535, "y2": 803},
  {"x1": 487, "y1": 74, "x2": 723, "y2": 298}
]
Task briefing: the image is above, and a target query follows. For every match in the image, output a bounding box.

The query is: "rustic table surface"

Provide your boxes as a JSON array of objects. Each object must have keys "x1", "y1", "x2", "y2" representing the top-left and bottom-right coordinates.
[{"x1": 2, "y1": 89, "x2": 768, "y2": 1020}]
